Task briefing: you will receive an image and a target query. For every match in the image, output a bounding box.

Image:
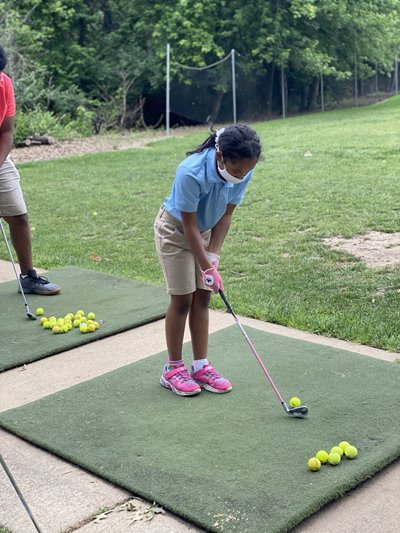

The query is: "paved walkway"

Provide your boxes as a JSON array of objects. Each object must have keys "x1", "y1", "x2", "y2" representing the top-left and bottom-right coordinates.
[{"x1": 0, "y1": 259, "x2": 399, "y2": 533}]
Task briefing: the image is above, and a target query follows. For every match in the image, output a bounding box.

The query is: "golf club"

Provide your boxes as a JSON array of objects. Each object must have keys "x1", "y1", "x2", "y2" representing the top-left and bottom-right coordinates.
[
  {"x1": 219, "y1": 290, "x2": 308, "y2": 419},
  {"x1": 0, "y1": 218, "x2": 37, "y2": 320},
  {"x1": 0, "y1": 453, "x2": 43, "y2": 533}
]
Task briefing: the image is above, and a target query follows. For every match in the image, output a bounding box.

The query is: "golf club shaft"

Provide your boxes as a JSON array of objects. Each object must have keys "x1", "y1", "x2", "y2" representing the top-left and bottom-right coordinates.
[
  {"x1": 219, "y1": 290, "x2": 285, "y2": 405},
  {"x1": 0, "y1": 453, "x2": 43, "y2": 533},
  {"x1": 0, "y1": 218, "x2": 35, "y2": 317}
]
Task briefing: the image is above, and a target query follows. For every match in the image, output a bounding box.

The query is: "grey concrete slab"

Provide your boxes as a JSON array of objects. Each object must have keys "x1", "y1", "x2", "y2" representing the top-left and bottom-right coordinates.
[
  {"x1": 0, "y1": 430, "x2": 131, "y2": 533},
  {"x1": 1, "y1": 266, "x2": 399, "y2": 533},
  {"x1": 0, "y1": 259, "x2": 46, "y2": 283}
]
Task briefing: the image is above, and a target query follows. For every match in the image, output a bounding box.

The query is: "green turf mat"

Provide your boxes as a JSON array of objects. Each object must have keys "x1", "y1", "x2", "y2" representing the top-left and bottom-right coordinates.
[
  {"x1": 0, "y1": 266, "x2": 168, "y2": 372},
  {"x1": 0, "y1": 326, "x2": 399, "y2": 532}
]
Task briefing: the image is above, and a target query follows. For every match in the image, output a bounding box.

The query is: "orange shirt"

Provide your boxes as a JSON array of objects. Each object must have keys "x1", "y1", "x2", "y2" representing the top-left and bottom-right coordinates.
[{"x1": 0, "y1": 72, "x2": 16, "y2": 127}]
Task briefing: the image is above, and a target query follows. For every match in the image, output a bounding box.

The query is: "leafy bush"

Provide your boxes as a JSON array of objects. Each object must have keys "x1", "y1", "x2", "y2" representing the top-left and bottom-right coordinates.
[
  {"x1": 14, "y1": 107, "x2": 95, "y2": 146},
  {"x1": 61, "y1": 106, "x2": 95, "y2": 138},
  {"x1": 14, "y1": 110, "x2": 61, "y2": 145}
]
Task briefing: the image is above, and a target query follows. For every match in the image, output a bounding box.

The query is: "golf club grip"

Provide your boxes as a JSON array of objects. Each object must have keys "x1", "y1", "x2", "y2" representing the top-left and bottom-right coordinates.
[{"x1": 219, "y1": 289, "x2": 234, "y2": 315}]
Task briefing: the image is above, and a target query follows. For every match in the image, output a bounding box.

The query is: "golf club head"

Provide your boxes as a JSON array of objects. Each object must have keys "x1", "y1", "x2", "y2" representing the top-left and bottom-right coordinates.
[
  {"x1": 283, "y1": 402, "x2": 308, "y2": 418},
  {"x1": 25, "y1": 305, "x2": 37, "y2": 320}
]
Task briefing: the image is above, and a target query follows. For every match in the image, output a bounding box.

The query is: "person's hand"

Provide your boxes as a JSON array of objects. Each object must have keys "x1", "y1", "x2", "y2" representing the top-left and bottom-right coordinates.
[
  {"x1": 206, "y1": 251, "x2": 219, "y2": 269},
  {"x1": 202, "y1": 266, "x2": 224, "y2": 293}
]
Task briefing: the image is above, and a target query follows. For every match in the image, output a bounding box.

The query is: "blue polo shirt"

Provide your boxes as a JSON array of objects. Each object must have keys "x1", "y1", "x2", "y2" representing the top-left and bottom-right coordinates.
[{"x1": 164, "y1": 148, "x2": 253, "y2": 231}]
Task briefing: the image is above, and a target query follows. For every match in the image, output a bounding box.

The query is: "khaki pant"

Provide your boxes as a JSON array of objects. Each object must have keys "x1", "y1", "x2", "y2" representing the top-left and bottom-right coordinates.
[
  {"x1": 0, "y1": 157, "x2": 27, "y2": 217},
  {"x1": 154, "y1": 207, "x2": 211, "y2": 295}
]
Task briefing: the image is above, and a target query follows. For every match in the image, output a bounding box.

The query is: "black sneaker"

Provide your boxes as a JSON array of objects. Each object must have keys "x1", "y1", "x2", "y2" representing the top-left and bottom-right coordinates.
[{"x1": 19, "y1": 269, "x2": 61, "y2": 295}]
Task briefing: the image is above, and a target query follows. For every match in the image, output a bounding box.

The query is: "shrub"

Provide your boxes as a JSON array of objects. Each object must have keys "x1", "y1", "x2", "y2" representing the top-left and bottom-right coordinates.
[{"x1": 14, "y1": 107, "x2": 95, "y2": 146}]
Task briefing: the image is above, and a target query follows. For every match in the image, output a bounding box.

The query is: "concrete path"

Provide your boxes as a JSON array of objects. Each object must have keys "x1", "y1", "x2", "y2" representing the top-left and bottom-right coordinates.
[{"x1": 0, "y1": 259, "x2": 399, "y2": 533}]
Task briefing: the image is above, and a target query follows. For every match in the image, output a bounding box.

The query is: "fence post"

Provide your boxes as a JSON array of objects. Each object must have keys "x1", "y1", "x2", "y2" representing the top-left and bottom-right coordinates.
[
  {"x1": 281, "y1": 67, "x2": 286, "y2": 119},
  {"x1": 166, "y1": 43, "x2": 170, "y2": 136},
  {"x1": 231, "y1": 49, "x2": 237, "y2": 123},
  {"x1": 320, "y1": 72, "x2": 325, "y2": 112},
  {"x1": 354, "y1": 55, "x2": 358, "y2": 107}
]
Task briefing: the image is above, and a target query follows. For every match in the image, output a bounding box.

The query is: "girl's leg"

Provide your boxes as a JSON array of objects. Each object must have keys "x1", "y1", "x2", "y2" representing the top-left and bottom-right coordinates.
[
  {"x1": 189, "y1": 288, "x2": 232, "y2": 394},
  {"x1": 189, "y1": 288, "x2": 211, "y2": 359},
  {"x1": 161, "y1": 292, "x2": 201, "y2": 396},
  {"x1": 165, "y1": 293, "x2": 193, "y2": 361}
]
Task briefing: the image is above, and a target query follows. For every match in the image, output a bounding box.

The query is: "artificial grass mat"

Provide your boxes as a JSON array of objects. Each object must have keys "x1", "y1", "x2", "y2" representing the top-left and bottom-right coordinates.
[
  {"x1": 0, "y1": 326, "x2": 399, "y2": 532},
  {"x1": 0, "y1": 266, "x2": 168, "y2": 372}
]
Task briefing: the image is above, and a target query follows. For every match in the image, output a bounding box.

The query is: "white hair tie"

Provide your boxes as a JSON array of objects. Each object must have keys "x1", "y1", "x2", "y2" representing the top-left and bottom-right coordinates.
[{"x1": 215, "y1": 128, "x2": 225, "y2": 151}]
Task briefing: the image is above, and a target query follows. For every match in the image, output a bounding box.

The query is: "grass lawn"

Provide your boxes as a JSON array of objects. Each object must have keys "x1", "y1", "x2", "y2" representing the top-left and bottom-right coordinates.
[{"x1": 2, "y1": 97, "x2": 400, "y2": 351}]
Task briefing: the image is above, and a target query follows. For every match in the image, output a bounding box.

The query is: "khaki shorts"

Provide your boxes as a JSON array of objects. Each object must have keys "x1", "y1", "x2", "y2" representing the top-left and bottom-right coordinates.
[
  {"x1": 0, "y1": 157, "x2": 27, "y2": 217},
  {"x1": 154, "y1": 207, "x2": 211, "y2": 295}
]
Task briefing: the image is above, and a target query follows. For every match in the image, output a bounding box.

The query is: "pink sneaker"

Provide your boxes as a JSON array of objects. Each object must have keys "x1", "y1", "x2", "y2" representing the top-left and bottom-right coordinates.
[
  {"x1": 191, "y1": 363, "x2": 232, "y2": 393},
  {"x1": 160, "y1": 364, "x2": 201, "y2": 396}
]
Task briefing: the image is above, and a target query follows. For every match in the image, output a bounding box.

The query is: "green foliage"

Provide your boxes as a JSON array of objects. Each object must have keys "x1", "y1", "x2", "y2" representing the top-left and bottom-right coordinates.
[
  {"x1": 14, "y1": 110, "x2": 61, "y2": 145},
  {"x1": 14, "y1": 107, "x2": 95, "y2": 145},
  {"x1": 1, "y1": 0, "x2": 400, "y2": 123}
]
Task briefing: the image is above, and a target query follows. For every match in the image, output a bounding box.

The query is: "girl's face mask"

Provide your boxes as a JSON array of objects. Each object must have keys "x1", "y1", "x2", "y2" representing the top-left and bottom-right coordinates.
[{"x1": 217, "y1": 159, "x2": 243, "y2": 184}]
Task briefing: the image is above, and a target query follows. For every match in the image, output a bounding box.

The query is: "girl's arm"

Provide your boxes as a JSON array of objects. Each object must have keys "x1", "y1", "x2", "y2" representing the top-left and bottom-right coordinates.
[
  {"x1": 181, "y1": 211, "x2": 213, "y2": 271},
  {"x1": 208, "y1": 203, "x2": 236, "y2": 254}
]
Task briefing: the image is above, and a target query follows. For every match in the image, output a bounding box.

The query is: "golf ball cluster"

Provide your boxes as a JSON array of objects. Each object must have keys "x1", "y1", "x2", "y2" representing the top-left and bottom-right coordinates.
[
  {"x1": 307, "y1": 441, "x2": 358, "y2": 471},
  {"x1": 36, "y1": 308, "x2": 100, "y2": 334}
]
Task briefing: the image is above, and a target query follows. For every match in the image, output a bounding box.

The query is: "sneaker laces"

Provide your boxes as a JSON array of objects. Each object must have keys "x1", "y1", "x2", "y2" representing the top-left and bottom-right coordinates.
[
  {"x1": 27, "y1": 271, "x2": 50, "y2": 285},
  {"x1": 202, "y1": 365, "x2": 222, "y2": 382},
  {"x1": 173, "y1": 367, "x2": 193, "y2": 383}
]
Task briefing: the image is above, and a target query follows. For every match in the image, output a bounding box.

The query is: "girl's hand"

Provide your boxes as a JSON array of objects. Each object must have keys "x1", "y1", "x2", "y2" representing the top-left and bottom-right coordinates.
[
  {"x1": 206, "y1": 251, "x2": 220, "y2": 269},
  {"x1": 202, "y1": 266, "x2": 224, "y2": 293}
]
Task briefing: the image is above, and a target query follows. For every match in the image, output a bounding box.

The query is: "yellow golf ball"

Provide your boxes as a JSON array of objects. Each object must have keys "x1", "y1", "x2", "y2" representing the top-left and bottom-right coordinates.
[
  {"x1": 87, "y1": 312, "x2": 95, "y2": 320},
  {"x1": 328, "y1": 452, "x2": 341, "y2": 465},
  {"x1": 339, "y1": 441, "x2": 351, "y2": 452},
  {"x1": 316, "y1": 450, "x2": 329, "y2": 464},
  {"x1": 344, "y1": 445, "x2": 358, "y2": 459},
  {"x1": 289, "y1": 397, "x2": 301, "y2": 408},
  {"x1": 331, "y1": 445, "x2": 344, "y2": 457},
  {"x1": 52, "y1": 325, "x2": 61, "y2": 334},
  {"x1": 307, "y1": 457, "x2": 321, "y2": 471},
  {"x1": 35, "y1": 307, "x2": 44, "y2": 316},
  {"x1": 79, "y1": 323, "x2": 88, "y2": 333}
]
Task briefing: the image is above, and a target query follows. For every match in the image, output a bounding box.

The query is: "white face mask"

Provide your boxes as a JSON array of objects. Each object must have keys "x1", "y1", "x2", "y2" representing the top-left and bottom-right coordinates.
[{"x1": 217, "y1": 160, "x2": 243, "y2": 184}]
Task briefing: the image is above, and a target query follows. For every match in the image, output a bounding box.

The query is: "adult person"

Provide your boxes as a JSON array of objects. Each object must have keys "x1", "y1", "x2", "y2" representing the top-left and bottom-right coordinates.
[{"x1": 0, "y1": 45, "x2": 61, "y2": 295}]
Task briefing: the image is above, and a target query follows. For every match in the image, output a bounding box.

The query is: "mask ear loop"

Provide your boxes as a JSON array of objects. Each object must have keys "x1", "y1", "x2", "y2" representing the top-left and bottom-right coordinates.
[{"x1": 215, "y1": 127, "x2": 225, "y2": 153}]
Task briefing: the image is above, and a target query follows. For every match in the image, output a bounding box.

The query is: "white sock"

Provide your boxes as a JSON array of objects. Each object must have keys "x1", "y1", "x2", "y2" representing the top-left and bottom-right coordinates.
[
  {"x1": 166, "y1": 359, "x2": 183, "y2": 371},
  {"x1": 192, "y1": 358, "x2": 208, "y2": 372}
]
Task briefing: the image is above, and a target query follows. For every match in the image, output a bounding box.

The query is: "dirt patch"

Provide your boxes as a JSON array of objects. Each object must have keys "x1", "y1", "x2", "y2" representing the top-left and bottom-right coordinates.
[
  {"x1": 324, "y1": 231, "x2": 400, "y2": 268},
  {"x1": 10, "y1": 127, "x2": 204, "y2": 165}
]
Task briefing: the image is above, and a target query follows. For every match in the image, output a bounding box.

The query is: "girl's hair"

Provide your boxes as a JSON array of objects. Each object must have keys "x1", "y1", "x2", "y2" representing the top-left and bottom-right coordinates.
[{"x1": 186, "y1": 123, "x2": 261, "y2": 161}]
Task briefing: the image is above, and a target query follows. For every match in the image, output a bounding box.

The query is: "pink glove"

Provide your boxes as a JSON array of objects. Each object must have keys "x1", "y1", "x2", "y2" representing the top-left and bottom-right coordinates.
[{"x1": 202, "y1": 266, "x2": 224, "y2": 293}]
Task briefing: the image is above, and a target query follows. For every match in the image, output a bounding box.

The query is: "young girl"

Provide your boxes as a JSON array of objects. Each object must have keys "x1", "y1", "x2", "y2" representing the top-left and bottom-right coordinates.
[{"x1": 154, "y1": 123, "x2": 261, "y2": 396}]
